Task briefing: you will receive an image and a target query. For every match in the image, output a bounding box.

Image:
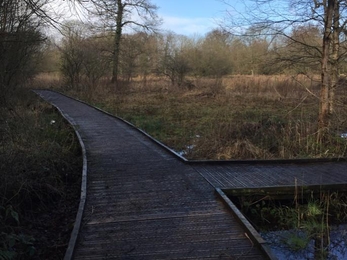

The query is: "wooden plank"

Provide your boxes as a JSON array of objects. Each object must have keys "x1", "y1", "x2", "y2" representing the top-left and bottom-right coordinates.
[{"x1": 36, "y1": 90, "x2": 268, "y2": 260}]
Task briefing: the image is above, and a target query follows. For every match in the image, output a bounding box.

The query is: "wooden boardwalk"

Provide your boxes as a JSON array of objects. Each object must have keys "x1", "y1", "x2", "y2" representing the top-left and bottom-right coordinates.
[
  {"x1": 192, "y1": 161, "x2": 347, "y2": 189},
  {"x1": 35, "y1": 90, "x2": 347, "y2": 260}
]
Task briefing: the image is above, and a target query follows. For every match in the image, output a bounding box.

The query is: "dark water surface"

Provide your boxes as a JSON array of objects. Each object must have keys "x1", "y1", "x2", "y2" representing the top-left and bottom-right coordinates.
[{"x1": 261, "y1": 224, "x2": 347, "y2": 260}]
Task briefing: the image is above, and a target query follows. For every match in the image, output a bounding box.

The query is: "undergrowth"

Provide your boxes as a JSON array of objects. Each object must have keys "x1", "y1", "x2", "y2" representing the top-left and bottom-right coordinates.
[
  {"x1": 40, "y1": 74, "x2": 347, "y2": 160},
  {"x1": 0, "y1": 88, "x2": 81, "y2": 259}
]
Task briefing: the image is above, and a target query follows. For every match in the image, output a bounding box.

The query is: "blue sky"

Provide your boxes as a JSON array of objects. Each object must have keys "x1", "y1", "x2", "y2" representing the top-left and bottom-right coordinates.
[
  {"x1": 151, "y1": 0, "x2": 240, "y2": 36},
  {"x1": 49, "y1": 0, "x2": 247, "y2": 37}
]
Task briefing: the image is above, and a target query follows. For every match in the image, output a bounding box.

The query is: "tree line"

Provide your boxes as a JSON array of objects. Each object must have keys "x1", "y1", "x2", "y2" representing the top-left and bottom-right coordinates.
[
  {"x1": 56, "y1": 23, "x2": 330, "y2": 88},
  {"x1": 2, "y1": 0, "x2": 347, "y2": 141}
]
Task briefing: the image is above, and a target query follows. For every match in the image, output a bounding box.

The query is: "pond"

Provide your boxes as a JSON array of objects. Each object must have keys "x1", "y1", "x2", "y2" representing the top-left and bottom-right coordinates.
[
  {"x1": 261, "y1": 225, "x2": 347, "y2": 259},
  {"x1": 227, "y1": 185, "x2": 347, "y2": 260}
]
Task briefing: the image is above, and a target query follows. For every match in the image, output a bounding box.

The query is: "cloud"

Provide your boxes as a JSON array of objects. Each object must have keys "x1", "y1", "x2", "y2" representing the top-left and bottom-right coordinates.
[{"x1": 159, "y1": 15, "x2": 217, "y2": 36}]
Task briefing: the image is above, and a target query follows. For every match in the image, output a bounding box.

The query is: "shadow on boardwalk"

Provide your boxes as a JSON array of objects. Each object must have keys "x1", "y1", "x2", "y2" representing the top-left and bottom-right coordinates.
[{"x1": 35, "y1": 90, "x2": 347, "y2": 260}]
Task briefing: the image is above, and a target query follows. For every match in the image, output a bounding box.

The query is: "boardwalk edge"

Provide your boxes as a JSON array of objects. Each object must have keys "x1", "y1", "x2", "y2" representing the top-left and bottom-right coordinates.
[
  {"x1": 33, "y1": 90, "x2": 87, "y2": 260},
  {"x1": 62, "y1": 118, "x2": 87, "y2": 260},
  {"x1": 35, "y1": 89, "x2": 347, "y2": 165},
  {"x1": 216, "y1": 188, "x2": 278, "y2": 260}
]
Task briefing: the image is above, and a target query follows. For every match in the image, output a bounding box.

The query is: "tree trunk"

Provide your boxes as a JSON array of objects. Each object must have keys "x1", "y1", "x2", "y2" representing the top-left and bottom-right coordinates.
[
  {"x1": 330, "y1": 0, "x2": 340, "y2": 115},
  {"x1": 111, "y1": 0, "x2": 124, "y2": 86},
  {"x1": 318, "y1": 0, "x2": 335, "y2": 141}
]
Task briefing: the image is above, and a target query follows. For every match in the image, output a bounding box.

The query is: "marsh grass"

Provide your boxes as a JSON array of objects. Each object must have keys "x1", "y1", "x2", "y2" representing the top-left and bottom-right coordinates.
[
  {"x1": 0, "y1": 88, "x2": 81, "y2": 259},
  {"x1": 236, "y1": 190, "x2": 347, "y2": 259},
  {"x1": 37, "y1": 73, "x2": 347, "y2": 160}
]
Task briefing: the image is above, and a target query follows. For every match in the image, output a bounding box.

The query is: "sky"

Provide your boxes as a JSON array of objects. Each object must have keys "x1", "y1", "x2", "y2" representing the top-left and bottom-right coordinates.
[
  {"x1": 47, "y1": 0, "x2": 249, "y2": 38},
  {"x1": 150, "y1": 0, "x2": 230, "y2": 36}
]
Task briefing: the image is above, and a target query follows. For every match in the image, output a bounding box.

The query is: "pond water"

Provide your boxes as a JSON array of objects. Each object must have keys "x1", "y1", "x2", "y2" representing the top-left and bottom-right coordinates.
[
  {"x1": 177, "y1": 144, "x2": 195, "y2": 157},
  {"x1": 261, "y1": 224, "x2": 347, "y2": 260},
  {"x1": 177, "y1": 135, "x2": 200, "y2": 156},
  {"x1": 228, "y1": 188, "x2": 347, "y2": 260}
]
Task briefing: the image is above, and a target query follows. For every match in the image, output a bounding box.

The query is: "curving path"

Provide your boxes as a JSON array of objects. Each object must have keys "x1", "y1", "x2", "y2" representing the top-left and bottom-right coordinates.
[
  {"x1": 35, "y1": 90, "x2": 347, "y2": 259},
  {"x1": 35, "y1": 90, "x2": 269, "y2": 259}
]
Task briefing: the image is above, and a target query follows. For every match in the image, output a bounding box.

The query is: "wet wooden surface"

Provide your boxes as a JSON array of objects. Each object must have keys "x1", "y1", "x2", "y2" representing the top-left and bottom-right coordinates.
[
  {"x1": 192, "y1": 161, "x2": 347, "y2": 189},
  {"x1": 35, "y1": 90, "x2": 267, "y2": 259}
]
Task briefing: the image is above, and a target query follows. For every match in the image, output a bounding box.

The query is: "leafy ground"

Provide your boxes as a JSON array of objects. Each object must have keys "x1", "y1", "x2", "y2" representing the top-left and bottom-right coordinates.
[{"x1": 0, "y1": 89, "x2": 82, "y2": 259}]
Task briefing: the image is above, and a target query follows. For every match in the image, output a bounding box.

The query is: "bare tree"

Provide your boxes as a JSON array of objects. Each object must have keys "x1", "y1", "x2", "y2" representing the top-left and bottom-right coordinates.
[
  {"x1": 59, "y1": 21, "x2": 111, "y2": 93},
  {"x1": 0, "y1": 0, "x2": 48, "y2": 105},
  {"x1": 156, "y1": 33, "x2": 192, "y2": 87},
  {"x1": 136, "y1": 33, "x2": 158, "y2": 86},
  {"x1": 195, "y1": 30, "x2": 233, "y2": 77},
  {"x1": 59, "y1": 22, "x2": 85, "y2": 90},
  {"x1": 82, "y1": 36, "x2": 110, "y2": 93},
  {"x1": 119, "y1": 33, "x2": 145, "y2": 83},
  {"x1": 78, "y1": 0, "x2": 161, "y2": 87},
  {"x1": 279, "y1": 24, "x2": 321, "y2": 74},
  {"x1": 222, "y1": 0, "x2": 347, "y2": 141}
]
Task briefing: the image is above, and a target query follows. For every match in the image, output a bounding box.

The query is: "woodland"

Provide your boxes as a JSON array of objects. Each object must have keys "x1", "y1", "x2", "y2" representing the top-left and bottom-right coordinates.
[{"x1": 1, "y1": 0, "x2": 347, "y2": 258}]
